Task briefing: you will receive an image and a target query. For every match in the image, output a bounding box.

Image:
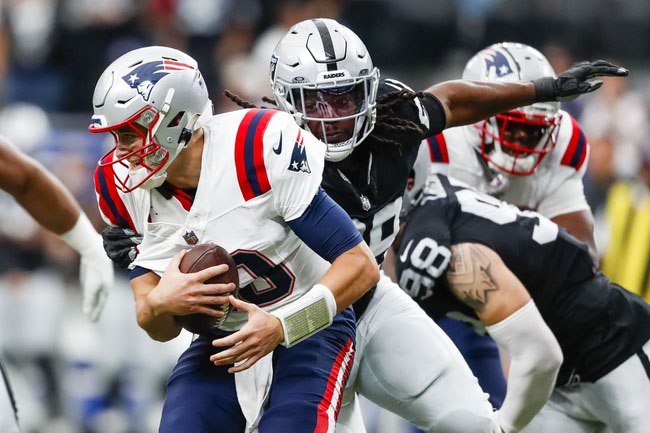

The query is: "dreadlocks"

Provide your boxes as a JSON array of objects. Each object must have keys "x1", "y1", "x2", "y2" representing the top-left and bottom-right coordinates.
[{"x1": 223, "y1": 88, "x2": 427, "y2": 155}]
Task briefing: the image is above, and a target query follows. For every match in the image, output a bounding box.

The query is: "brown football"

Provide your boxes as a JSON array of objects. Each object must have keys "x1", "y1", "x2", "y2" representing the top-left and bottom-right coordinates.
[{"x1": 176, "y1": 243, "x2": 239, "y2": 335}]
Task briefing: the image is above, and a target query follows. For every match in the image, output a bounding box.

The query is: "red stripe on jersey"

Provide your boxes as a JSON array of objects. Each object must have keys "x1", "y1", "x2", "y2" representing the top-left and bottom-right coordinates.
[
  {"x1": 94, "y1": 166, "x2": 119, "y2": 226},
  {"x1": 314, "y1": 339, "x2": 354, "y2": 433},
  {"x1": 235, "y1": 110, "x2": 258, "y2": 201},
  {"x1": 437, "y1": 133, "x2": 450, "y2": 163},
  {"x1": 427, "y1": 133, "x2": 449, "y2": 163},
  {"x1": 252, "y1": 110, "x2": 277, "y2": 194},
  {"x1": 170, "y1": 186, "x2": 193, "y2": 212},
  {"x1": 560, "y1": 115, "x2": 589, "y2": 170},
  {"x1": 103, "y1": 153, "x2": 136, "y2": 230},
  {"x1": 94, "y1": 155, "x2": 136, "y2": 230}
]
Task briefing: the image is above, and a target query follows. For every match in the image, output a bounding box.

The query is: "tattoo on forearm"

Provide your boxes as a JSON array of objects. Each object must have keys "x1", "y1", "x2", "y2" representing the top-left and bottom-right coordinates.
[{"x1": 447, "y1": 244, "x2": 497, "y2": 311}]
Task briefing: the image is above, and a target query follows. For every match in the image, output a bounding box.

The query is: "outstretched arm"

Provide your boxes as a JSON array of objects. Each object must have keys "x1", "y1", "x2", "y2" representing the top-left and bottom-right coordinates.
[
  {"x1": 0, "y1": 138, "x2": 80, "y2": 233},
  {"x1": 447, "y1": 242, "x2": 563, "y2": 433},
  {"x1": 0, "y1": 137, "x2": 114, "y2": 321},
  {"x1": 427, "y1": 60, "x2": 628, "y2": 129}
]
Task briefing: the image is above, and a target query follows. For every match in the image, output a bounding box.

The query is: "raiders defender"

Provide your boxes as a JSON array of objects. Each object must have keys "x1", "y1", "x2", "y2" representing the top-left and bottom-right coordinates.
[
  {"x1": 404, "y1": 43, "x2": 602, "y2": 411},
  {"x1": 397, "y1": 173, "x2": 650, "y2": 433},
  {"x1": 104, "y1": 19, "x2": 628, "y2": 432}
]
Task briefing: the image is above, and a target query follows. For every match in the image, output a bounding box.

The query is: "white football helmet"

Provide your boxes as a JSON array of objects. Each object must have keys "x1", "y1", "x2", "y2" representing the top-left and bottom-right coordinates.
[
  {"x1": 89, "y1": 46, "x2": 212, "y2": 192},
  {"x1": 463, "y1": 42, "x2": 562, "y2": 175},
  {"x1": 270, "y1": 18, "x2": 380, "y2": 162}
]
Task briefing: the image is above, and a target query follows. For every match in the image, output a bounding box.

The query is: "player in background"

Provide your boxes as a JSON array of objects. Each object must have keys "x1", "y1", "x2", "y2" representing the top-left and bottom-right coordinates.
[
  {"x1": 221, "y1": 19, "x2": 627, "y2": 433},
  {"x1": 397, "y1": 173, "x2": 650, "y2": 433},
  {"x1": 399, "y1": 43, "x2": 606, "y2": 411},
  {"x1": 0, "y1": 138, "x2": 114, "y2": 432},
  {"x1": 89, "y1": 46, "x2": 380, "y2": 433}
]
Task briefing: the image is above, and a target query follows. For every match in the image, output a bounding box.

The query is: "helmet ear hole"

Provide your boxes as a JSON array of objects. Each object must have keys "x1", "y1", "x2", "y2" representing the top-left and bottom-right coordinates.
[{"x1": 167, "y1": 111, "x2": 185, "y2": 128}]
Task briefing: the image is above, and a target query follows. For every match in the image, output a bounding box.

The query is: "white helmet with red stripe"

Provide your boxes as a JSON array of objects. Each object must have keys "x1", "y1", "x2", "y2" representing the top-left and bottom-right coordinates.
[
  {"x1": 89, "y1": 46, "x2": 212, "y2": 192},
  {"x1": 270, "y1": 18, "x2": 379, "y2": 162},
  {"x1": 463, "y1": 42, "x2": 562, "y2": 175}
]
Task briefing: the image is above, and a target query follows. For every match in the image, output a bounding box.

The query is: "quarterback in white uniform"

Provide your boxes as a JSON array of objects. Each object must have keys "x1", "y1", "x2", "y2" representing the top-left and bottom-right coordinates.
[{"x1": 90, "y1": 46, "x2": 379, "y2": 433}]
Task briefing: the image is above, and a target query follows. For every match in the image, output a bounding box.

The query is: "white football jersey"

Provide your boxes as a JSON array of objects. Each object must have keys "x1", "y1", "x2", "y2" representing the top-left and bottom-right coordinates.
[
  {"x1": 95, "y1": 108, "x2": 331, "y2": 331},
  {"x1": 422, "y1": 109, "x2": 590, "y2": 218}
]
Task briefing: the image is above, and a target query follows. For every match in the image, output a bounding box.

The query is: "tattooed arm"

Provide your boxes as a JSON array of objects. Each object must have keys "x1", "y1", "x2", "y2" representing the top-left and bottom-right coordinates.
[
  {"x1": 447, "y1": 243, "x2": 563, "y2": 433},
  {"x1": 446, "y1": 242, "x2": 530, "y2": 325}
]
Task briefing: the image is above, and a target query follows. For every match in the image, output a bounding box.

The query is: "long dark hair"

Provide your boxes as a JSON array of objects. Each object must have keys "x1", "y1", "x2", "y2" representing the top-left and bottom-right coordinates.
[{"x1": 223, "y1": 88, "x2": 427, "y2": 154}]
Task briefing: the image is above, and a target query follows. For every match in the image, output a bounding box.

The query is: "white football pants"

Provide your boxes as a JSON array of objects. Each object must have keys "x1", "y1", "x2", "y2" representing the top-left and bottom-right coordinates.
[
  {"x1": 336, "y1": 272, "x2": 500, "y2": 433},
  {"x1": 522, "y1": 338, "x2": 650, "y2": 433}
]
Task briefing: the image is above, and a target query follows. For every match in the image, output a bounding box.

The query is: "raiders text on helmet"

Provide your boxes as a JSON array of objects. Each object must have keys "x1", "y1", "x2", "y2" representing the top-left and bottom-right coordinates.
[{"x1": 270, "y1": 18, "x2": 380, "y2": 162}]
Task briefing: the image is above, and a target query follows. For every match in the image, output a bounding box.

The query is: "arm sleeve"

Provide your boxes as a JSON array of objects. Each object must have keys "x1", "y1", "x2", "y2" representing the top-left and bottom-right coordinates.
[
  {"x1": 130, "y1": 266, "x2": 153, "y2": 280},
  {"x1": 380, "y1": 78, "x2": 446, "y2": 138},
  {"x1": 487, "y1": 300, "x2": 563, "y2": 433},
  {"x1": 420, "y1": 93, "x2": 446, "y2": 137},
  {"x1": 263, "y1": 111, "x2": 327, "y2": 221},
  {"x1": 287, "y1": 187, "x2": 363, "y2": 263}
]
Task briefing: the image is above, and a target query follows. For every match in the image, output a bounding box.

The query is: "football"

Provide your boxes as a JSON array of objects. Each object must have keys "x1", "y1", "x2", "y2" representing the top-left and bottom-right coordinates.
[{"x1": 176, "y1": 243, "x2": 239, "y2": 335}]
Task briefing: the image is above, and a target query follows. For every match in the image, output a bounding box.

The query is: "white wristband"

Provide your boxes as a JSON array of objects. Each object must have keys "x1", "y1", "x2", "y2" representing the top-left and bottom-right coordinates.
[
  {"x1": 271, "y1": 284, "x2": 337, "y2": 347},
  {"x1": 60, "y1": 213, "x2": 101, "y2": 256}
]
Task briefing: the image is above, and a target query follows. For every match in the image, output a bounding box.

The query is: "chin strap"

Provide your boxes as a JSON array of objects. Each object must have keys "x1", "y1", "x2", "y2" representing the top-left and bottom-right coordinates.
[
  {"x1": 137, "y1": 99, "x2": 214, "y2": 191},
  {"x1": 474, "y1": 148, "x2": 508, "y2": 197}
]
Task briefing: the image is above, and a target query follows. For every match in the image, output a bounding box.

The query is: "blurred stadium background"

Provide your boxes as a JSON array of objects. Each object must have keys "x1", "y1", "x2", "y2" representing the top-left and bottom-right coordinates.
[{"x1": 0, "y1": 0, "x2": 648, "y2": 432}]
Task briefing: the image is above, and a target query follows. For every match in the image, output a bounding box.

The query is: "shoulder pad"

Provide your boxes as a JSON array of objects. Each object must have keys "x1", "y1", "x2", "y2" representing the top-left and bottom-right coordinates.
[
  {"x1": 559, "y1": 114, "x2": 589, "y2": 171},
  {"x1": 425, "y1": 132, "x2": 449, "y2": 164},
  {"x1": 94, "y1": 156, "x2": 136, "y2": 230}
]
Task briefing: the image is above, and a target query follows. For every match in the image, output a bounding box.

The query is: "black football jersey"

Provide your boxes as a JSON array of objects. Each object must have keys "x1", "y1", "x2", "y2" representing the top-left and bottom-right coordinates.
[
  {"x1": 396, "y1": 174, "x2": 650, "y2": 385},
  {"x1": 321, "y1": 78, "x2": 446, "y2": 262}
]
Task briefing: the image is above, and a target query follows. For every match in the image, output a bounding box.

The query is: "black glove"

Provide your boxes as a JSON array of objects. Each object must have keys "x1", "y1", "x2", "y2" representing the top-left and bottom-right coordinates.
[
  {"x1": 102, "y1": 226, "x2": 142, "y2": 269},
  {"x1": 532, "y1": 60, "x2": 628, "y2": 102}
]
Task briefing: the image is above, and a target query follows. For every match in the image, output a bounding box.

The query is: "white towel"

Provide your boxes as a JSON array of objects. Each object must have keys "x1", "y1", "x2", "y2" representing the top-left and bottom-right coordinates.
[{"x1": 234, "y1": 352, "x2": 274, "y2": 432}]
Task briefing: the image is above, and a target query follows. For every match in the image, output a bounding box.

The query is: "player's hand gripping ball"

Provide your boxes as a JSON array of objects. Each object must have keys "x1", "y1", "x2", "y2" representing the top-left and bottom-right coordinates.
[{"x1": 177, "y1": 243, "x2": 239, "y2": 334}]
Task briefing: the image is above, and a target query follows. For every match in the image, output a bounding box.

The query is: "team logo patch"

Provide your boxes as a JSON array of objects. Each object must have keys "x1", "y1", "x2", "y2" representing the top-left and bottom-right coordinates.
[
  {"x1": 122, "y1": 60, "x2": 195, "y2": 102},
  {"x1": 183, "y1": 230, "x2": 199, "y2": 245},
  {"x1": 287, "y1": 130, "x2": 311, "y2": 174},
  {"x1": 481, "y1": 48, "x2": 514, "y2": 79}
]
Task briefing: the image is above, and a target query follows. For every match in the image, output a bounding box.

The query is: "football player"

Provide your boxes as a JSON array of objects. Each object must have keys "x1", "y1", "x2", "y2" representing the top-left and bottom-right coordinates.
[
  {"x1": 89, "y1": 46, "x2": 380, "y2": 433},
  {"x1": 397, "y1": 173, "x2": 650, "y2": 433},
  {"x1": 403, "y1": 43, "x2": 604, "y2": 412},
  {"x1": 103, "y1": 19, "x2": 627, "y2": 433},
  {"x1": 0, "y1": 138, "x2": 114, "y2": 432},
  {"x1": 225, "y1": 19, "x2": 627, "y2": 433}
]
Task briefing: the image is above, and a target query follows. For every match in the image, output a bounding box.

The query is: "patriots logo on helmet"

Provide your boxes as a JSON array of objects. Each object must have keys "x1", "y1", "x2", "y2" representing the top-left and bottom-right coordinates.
[
  {"x1": 481, "y1": 48, "x2": 514, "y2": 79},
  {"x1": 287, "y1": 130, "x2": 311, "y2": 174},
  {"x1": 122, "y1": 60, "x2": 195, "y2": 102}
]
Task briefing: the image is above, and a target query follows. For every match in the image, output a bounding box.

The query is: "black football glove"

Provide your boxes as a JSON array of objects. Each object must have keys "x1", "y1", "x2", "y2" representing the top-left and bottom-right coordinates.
[
  {"x1": 102, "y1": 226, "x2": 142, "y2": 269},
  {"x1": 532, "y1": 60, "x2": 628, "y2": 102}
]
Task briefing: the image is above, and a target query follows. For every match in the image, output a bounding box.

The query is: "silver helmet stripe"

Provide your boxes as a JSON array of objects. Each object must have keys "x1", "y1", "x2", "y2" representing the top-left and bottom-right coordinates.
[{"x1": 312, "y1": 19, "x2": 338, "y2": 71}]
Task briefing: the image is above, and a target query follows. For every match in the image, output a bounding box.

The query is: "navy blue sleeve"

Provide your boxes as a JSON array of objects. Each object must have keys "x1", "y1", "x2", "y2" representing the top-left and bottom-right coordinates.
[
  {"x1": 130, "y1": 266, "x2": 153, "y2": 280},
  {"x1": 288, "y1": 187, "x2": 363, "y2": 263}
]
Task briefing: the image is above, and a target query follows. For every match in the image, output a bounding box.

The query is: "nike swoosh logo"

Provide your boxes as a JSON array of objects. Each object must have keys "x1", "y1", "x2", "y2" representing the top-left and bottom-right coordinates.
[
  {"x1": 273, "y1": 132, "x2": 282, "y2": 154},
  {"x1": 399, "y1": 239, "x2": 413, "y2": 263}
]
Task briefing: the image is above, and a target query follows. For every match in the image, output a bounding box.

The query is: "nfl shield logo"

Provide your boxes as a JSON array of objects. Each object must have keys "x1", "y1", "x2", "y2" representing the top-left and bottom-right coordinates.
[
  {"x1": 183, "y1": 230, "x2": 199, "y2": 245},
  {"x1": 360, "y1": 195, "x2": 371, "y2": 211}
]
